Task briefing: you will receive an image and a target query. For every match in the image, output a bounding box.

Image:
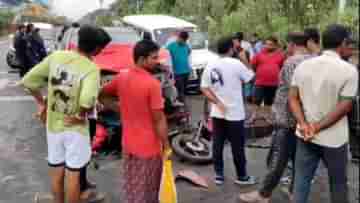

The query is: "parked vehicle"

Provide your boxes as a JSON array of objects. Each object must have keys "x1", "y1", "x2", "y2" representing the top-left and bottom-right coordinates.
[
  {"x1": 6, "y1": 22, "x2": 56, "y2": 69},
  {"x1": 123, "y1": 15, "x2": 219, "y2": 94},
  {"x1": 59, "y1": 26, "x2": 214, "y2": 163},
  {"x1": 6, "y1": 47, "x2": 20, "y2": 69}
]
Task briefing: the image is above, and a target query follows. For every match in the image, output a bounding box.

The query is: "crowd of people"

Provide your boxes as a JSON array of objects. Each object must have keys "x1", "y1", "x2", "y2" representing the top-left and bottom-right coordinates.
[
  {"x1": 201, "y1": 24, "x2": 359, "y2": 203},
  {"x1": 18, "y1": 21, "x2": 359, "y2": 203},
  {"x1": 13, "y1": 23, "x2": 47, "y2": 77}
]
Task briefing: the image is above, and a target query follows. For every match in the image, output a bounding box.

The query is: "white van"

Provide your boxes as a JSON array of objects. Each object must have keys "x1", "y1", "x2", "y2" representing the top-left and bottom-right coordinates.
[{"x1": 123, "y1": 15, "x2": 219, "y2": 94}]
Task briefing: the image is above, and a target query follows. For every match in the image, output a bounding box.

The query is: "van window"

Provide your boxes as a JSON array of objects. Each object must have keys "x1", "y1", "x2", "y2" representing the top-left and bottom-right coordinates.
[
  {"x1": 155, "y1": 28, "x2": 207, "y2": 50},
  {"x1": 189, "y1": 32, "x2": 207, "y2": 49}
]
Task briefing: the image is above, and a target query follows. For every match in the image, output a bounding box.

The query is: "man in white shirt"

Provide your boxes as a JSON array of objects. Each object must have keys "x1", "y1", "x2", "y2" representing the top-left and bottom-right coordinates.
[
  {"x1": 201, "y1": 37, "x2": 257, "y2": 186},
  {"x1": 289, "y1": 24, "x2": 358, "y2": 203}
]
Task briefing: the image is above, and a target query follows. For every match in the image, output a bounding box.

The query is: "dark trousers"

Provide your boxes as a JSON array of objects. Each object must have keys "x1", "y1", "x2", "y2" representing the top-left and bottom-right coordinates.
[
  {"x1": 259, "y1": 127, "x2": 297, "y2": 198},
  {"x1": 294, "y1": 139, "x2": 349, "y2": 203},
  {"x1": 350, "y1": 129, "x2": 360, "y2": 159},
  {"x1": 80, "y1": 164, "x2": 89, "y2": 192},
  {"x1": 175, "y1": 73, "x2": 189, "y2": 103},
  {"x1": 212, "y1": 118, "x2": 247, "y2": 178},
  {"x1": 80, "y1": 118, "x2": 97, "y2": 192}
]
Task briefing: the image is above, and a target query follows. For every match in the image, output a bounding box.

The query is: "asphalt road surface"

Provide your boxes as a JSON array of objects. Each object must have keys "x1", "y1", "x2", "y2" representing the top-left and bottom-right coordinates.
[{"x1": 0, "y1": 37, "x2": 358, "y2": 203}]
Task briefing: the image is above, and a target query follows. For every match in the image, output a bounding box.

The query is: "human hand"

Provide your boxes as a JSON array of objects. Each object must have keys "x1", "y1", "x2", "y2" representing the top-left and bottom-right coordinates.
[
  {"x1": 64, "y1": 115, "x2": 86, "y2": 126},
  {"x1": 215, "y1": 102, "x2": 227, "y2": 116},
  {"x1": 35, "y1": 103, "x2": 47, "y2": 124},
  {"x1": 96, "y1": 103, "x2": 104, "y2": 112},
  {"x1": 297, "y1": 123, "x2": 311, "y2": 139},
  {"x1": 162, "y1": 141, "x2": 172, "y2": 160},
  {"x1": 303, "y1": 122, "x2": 321, "y2": 142},
  {"x1": 239, "y1": 50, "x2": 249, "y2": 64}
]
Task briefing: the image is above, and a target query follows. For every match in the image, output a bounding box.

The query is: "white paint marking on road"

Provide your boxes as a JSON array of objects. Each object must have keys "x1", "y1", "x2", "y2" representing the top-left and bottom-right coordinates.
[
  {"x1": 0, "y1": 40, "x2": 9, "y2": 45},
  {"x1": 0, "y1": 78, "x2": 10, "y2": 90},
  {"x1": 0, "y1": 78, "x2": 20, "y2": 90},
  {"x1": 0, "y1": 96, "x2": 34, "y2": 102},
  {"x1": 0, "y1": 71, "x2": 18, "y2": 75}
]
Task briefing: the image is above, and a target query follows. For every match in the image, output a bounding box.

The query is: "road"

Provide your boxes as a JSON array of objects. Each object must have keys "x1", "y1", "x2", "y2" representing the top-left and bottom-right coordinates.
[{"x1": 0, "y1": 37, "x2": 358, "y2": 203}]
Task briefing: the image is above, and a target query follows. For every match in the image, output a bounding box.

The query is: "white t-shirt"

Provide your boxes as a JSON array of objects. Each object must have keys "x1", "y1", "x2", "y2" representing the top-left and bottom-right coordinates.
[
  {"x1": 201, "y1": 57, "x2": 255, "y2": 121},
  {"x1": 292, "y1": 51, "x2": 359, "y2": 148}
]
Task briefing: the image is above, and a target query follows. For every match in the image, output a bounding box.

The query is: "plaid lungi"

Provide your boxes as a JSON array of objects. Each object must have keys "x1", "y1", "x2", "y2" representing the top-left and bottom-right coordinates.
[{"x1": 122, "y1": 154, "x2": 163, "y2": 203}]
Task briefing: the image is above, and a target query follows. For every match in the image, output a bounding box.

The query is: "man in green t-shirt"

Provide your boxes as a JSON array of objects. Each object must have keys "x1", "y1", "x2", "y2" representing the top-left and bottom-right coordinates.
[{"x1": 21, "y1": 25, "x2": 110, "y2": 203}]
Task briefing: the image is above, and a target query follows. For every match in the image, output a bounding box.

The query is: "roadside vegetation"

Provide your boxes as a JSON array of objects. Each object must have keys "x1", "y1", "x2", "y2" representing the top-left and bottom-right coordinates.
[{"x1": 104, "y1": 0, "x2": 359, "y2": 42}]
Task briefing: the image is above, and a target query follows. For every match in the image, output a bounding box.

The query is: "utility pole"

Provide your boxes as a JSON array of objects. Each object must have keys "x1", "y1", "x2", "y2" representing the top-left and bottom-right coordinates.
[
  {"x1": 339, "y1": 0, "x2": 347, "y2": 15},
  {"x1": 136, "y1": 0, "x2": 140, "y2": 13},
  {"x1": 99, "y1": 0, "x2": 104, "y2": 9}
]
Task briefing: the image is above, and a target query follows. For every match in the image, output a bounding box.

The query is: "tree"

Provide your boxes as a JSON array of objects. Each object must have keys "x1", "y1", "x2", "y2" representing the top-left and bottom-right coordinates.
[
  {"x1": 112, "y1": 0, "x2": 359, "y2": 42},
  {"x1": 96, "y1": 15, "x2": 114, "y2": 26},
  {"x1": 0, "y1": 10, "x2": 15, "y2": 34}
]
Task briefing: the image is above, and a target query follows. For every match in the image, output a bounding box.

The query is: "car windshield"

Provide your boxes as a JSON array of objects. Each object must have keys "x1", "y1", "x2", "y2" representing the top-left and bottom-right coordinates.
[
  {"x1": 189, "y1": 32, "x2": 207, "y2": 49},
  {"x1": 155, "y1": 28, "x2": 207, "y2": 49},
  {"x1": 70, "y1": 28, "x2": 141, "y2": 45},
  {"x1": 105, "y1": 28, "x2": 141, "y2": 44},
  {"x1": 39, "y1": 29, "x2": 56, "y2": 41}
]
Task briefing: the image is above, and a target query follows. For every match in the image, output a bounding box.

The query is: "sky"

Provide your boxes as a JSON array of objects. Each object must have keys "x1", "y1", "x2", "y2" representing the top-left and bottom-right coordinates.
[{"x1": 52, "y1": 0, "x2": 116, "y2": 20}]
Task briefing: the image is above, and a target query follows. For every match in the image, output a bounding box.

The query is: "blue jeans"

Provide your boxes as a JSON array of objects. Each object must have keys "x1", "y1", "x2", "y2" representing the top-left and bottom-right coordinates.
[
  {"x1": 294, "y1": 139, "x2": 349, "y2": 203},
  {"x1": 212, "y1": 118, "x2": 247, "y2": 178}
]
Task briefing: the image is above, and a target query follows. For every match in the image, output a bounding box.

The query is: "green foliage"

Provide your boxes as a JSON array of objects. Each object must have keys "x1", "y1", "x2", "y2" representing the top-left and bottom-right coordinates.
[
  {"x1": 0, "y1": 10, "x2": 15, "y2": 32},
  {"x1": 112, "y1": 0, "x2": 359, "y2": 42},
  {"x1": 96, "y1": 15, "x2": 114, "y2": 26}
]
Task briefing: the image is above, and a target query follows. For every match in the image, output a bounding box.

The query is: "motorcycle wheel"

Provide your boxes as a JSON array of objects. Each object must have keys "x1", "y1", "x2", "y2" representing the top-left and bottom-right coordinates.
[
  {"x1": 171, "y1": 133, "x2": 213, "y2": 164},
  {"x1": 6, "y1": 51, "x2": 20, "y2": 69}
]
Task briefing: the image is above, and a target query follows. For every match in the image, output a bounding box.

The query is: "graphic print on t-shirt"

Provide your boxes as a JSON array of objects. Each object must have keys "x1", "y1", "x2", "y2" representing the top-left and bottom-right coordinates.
[
  {"x1": 50, "y1": 65, "x2": 83, "y2": 115},
  {"x1": 210, "y1": 68, "x2": 224, "y2": 86}
]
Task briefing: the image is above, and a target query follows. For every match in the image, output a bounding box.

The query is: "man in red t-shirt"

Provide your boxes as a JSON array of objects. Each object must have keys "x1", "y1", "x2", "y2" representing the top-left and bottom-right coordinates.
[
  {"x1": 101, "y1": 40, "x2": 169, "y2": 203},
  {"x1": 251, "y1": 36, "x2": 285, "y2": 106},
  {"x1": 250, "y1": 36, "x2": 285, "y2": 123}
]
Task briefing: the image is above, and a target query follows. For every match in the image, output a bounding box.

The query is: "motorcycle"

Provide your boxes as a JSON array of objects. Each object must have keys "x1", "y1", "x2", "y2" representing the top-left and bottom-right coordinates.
[
  {"x1": 169, "y1": 99, "x2": 213, "y2": 164},
  {"x1": 94, "y1": 69, "x2": 274, "y2": 165},
  {"x1": 93, "y1": 67, "x2": 214, "y2": 164},
  {"x1": 91, "y1": 109, "x2": 122, "y2": 157},
  {"x1": 6, "y1": 47, "x2": 21, "y2": 69}
]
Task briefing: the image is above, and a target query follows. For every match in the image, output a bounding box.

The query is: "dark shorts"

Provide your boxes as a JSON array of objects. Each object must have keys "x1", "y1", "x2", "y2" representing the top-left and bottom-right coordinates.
[{"x1": 254, "y1": 85, "x2": 278, "y2": 106}]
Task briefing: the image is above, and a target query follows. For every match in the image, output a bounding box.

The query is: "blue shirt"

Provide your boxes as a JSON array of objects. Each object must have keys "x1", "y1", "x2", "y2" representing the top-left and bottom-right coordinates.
[
  {"x1": 166, "y1": 41, "x2": 191, "y2": 75},
  {"x1": 254, "y1": 41, "x2": 263, "y2": 54}
]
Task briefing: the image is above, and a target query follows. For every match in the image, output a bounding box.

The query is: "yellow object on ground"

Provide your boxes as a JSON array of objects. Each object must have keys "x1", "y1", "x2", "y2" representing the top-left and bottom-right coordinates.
[{"x1": 159, "y1": 149, "x2": 178, "y2": 203}]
